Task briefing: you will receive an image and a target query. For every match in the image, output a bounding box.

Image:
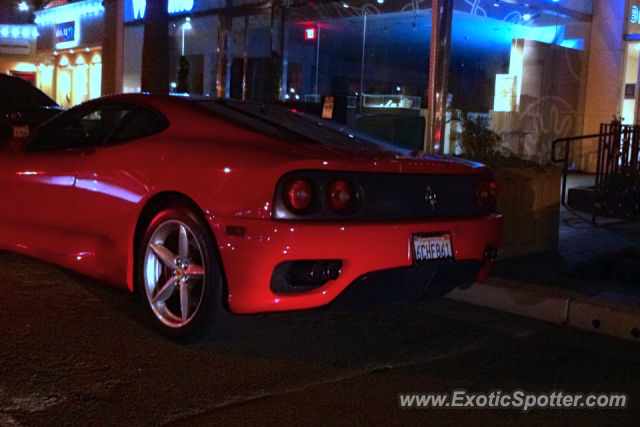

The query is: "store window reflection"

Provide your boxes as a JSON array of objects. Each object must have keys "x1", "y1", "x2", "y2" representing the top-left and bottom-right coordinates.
[
  {"x1": 449, "y1": 0, "x2": 591, "y2": 163},
  {"x1": 287, "y1": 0, "x2": 431, "y2": 151}
]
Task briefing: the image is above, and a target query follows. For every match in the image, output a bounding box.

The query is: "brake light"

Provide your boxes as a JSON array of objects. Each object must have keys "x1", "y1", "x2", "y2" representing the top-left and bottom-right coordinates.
[
  {"x1": 327, "y1": 179, "x2": 355, "y2": 213},
  {"x1": 475, "y1": 180, "x2": 497, "y2": 208},
  {"x1": 283, "y1": 178, "x2": 313, "y2": 211}
]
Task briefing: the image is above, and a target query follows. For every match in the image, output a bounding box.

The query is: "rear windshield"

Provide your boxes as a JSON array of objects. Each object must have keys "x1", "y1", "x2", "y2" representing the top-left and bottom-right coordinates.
[
  {"x1": 194, "y1": 99, "x2": 411, "y2": 155},
  {"x1": 0, "y1": 76, "x2": 59, "y2": 110}
]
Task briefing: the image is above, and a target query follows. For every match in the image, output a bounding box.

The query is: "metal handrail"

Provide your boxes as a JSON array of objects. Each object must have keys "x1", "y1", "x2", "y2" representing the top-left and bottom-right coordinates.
[{"x1": 551, "y1": 133, "x2": 603, "y2": 206}]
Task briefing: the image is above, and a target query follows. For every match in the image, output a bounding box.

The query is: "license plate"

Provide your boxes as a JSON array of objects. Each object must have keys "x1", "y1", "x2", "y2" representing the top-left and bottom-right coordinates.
[
  {"x1": 412, "y1": 234, "x2": 453, "y2": 263},
  {"x1": 12, "y1": 126, "x2": 29, "y2": 139}
]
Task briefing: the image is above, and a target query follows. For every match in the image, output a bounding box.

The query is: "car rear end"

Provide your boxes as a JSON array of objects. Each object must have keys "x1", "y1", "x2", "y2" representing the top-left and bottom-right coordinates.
[{"x1": 213, "y1": 159, "x2": 502, "y2": 314}]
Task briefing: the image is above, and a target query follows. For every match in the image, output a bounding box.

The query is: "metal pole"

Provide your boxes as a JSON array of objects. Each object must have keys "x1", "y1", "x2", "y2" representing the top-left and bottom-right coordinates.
[
  {"x1": 315, "y1": 26, "x2": 320, "y2": 96},
  {"x1": 181, "y1": 25, "x2": 185, "y2": 56},
  {"x1": 360, "y1": 12, "x2": 366, "y2": 104},
  {"x1": 242, "y1": 15, "x2": 248, "y2": 100},
  {"x1": 427, "y1": 0, "x2": 453, "y2": 153}
]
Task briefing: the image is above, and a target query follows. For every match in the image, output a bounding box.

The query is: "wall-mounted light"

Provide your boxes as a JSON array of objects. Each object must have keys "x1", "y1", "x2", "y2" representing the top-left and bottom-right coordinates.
[
  {"x1": 0, "y1": 24, "x2": 28, "y2": 37},
  {"x1": 59, "y1": 56, "x2": 68, "y2": 66},
  {"x1": 76, "y1": 55, "x2": 84, "y2": 64},
  {"x1": 18, "y1": 2, "x2": 29, "y2": 11}
]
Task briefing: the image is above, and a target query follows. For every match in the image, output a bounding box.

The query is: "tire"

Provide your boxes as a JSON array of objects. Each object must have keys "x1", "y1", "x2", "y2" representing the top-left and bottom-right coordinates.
[{"x1": 136, "y1": 204, "x2": 224, "y2": 342}]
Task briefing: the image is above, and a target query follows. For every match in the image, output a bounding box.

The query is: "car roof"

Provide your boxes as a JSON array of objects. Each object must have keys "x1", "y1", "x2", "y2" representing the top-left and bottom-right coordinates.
[{"x1": 0, "y1": 73, "x2": 60, "y2": 108}]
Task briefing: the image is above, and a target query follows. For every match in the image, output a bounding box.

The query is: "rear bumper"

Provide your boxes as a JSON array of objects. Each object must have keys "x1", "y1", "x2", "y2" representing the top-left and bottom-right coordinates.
[
  {"x1": 208, "y1": 213, "x2": 502, "y2": 314},
  {"x1": 329, "y1": 260, "x2": 481, "y2": 309}
]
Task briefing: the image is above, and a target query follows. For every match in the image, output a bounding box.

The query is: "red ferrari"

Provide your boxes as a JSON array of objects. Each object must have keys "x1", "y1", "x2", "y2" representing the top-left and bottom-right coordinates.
[{"x1": 0, "y1": 94, "x2": 502, "y2": 340}]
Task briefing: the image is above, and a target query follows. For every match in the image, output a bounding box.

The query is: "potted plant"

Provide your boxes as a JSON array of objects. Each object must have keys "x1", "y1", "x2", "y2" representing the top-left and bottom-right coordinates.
[{"x1": 450, "y1": 111, "x2": 562, "y2": 259}]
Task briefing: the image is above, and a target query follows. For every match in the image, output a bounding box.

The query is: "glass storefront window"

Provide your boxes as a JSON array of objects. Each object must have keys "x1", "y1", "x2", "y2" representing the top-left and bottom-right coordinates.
[
  {"x1": 450, "y1": 0, "x2": 591, "y2": 163},
  {"x1": 286, "y1": 0, "x2": 432, "y2": 151}
]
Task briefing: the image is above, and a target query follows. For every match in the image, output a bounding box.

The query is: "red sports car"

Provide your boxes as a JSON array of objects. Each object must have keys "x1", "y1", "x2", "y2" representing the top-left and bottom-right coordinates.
[{"x1": 0, "y1": 94, "x2": 502, "y2": 340}]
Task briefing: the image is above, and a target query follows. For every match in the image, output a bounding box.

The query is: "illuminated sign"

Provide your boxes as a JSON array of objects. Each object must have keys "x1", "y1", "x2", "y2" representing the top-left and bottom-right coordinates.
[
  {"x1": 304, "y1": 27, "x2": 316, "y2": 40},
  {"x1": 632, "y1": 6, "x2": 639, "y2": 23},
  {"x1": 34, "y1": 0, "x2": 104, "y2": 25},
  {"x1": 55, "y1": 22, "x2": 75, "y2": 42},
  {"x1": 133, "y1": 0, "x2": 195, "y2": 20}
]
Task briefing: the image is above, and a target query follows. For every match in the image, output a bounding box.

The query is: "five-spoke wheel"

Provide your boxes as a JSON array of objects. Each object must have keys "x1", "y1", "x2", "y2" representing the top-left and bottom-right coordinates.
[{"x1": 137, "y1": 205, "x2": 223, "y2": 341}]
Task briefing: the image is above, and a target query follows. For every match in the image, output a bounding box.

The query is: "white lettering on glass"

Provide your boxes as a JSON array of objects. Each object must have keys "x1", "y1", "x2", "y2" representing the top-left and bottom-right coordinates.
[{"x1": 132, "y1": 0, "x2": 194, "y2": 19}]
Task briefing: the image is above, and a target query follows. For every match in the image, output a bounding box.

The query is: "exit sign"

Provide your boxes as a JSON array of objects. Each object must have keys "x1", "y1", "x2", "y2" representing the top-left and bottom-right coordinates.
[{"x1": 305, "y1": 27, "x2": 316, "y2": 40}]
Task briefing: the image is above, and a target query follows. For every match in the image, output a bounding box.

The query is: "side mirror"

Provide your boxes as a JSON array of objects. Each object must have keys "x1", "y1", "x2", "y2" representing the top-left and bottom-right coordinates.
[{"x1": 0, "y1": 122, "x2": 12, "y2": 142}]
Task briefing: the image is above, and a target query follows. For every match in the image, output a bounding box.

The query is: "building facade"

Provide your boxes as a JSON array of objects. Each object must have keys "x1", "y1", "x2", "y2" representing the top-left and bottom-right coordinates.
[{"x1": 4, "y1": 0, "x2": 640, "y2": 172}]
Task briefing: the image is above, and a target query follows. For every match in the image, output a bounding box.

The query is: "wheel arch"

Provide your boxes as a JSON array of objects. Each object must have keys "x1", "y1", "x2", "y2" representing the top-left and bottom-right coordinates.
[{"x1": 129, "y1": 191, "x2": 230, "y2": 310}]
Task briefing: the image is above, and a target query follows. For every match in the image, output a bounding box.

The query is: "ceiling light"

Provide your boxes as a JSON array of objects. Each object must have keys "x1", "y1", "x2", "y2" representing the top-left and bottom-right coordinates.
[
  {"x1": 342, "y1": 2, "x2": 348, "y2": 8},
  {"x1": 494, "y1": 0, "x2": 499, "y2": 6}
]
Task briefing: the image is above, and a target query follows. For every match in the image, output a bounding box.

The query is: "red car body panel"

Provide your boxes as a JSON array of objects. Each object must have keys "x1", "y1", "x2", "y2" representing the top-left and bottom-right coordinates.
[{"x1": 0, "y1": 94, "x2": 503, "y2": 313}]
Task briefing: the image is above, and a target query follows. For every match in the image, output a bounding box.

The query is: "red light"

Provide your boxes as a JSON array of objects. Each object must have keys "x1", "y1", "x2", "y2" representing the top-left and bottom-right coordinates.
[
  {"x1": 489, "y1": 181, "x2": 498, "y2": 204},
  {"x1": 327, "y1": 180, "x2": 355, "y2": 213},
  {"x1": 283, "y1": 178, "x2": 313, "y2": 211},
  {"x1": 305, "y1": 27, "x2": 316, "y2": 40},
  {"x1": 475, "y1": 180, "x2": 497, "y2": 208}
]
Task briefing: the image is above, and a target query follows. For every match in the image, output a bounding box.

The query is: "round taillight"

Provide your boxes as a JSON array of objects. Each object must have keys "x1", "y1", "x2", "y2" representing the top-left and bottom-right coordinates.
[
  {"x1": 475, "y1": 181, "x2": 490, "y2": 208},
  {"x1": 327, "y1": 179, "x2": 355, "y2": 213},
  {"x1": 283, "y1": 178, "x2": 313, "y2": 211}
]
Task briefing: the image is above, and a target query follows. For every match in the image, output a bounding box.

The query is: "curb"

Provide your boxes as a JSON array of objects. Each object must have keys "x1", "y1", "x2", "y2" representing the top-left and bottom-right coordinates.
[{"x1": 445, "y1": 278, "x2": 640, "y2": 342}]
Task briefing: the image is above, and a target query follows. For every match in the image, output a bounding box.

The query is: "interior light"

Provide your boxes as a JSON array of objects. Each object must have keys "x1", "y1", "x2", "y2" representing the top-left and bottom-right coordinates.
[
  {"x1": 85, "y1": 47, "x2": 90, "y2": 52},
  {"x1": 76, "y1": 55, "x2": 84, "y2": 64},
  {"x1": 18, "y1": 2, "x2": 29, "y2": 11},
  {"x1": 377, "y1": 0, "x2": 384, "y2": 3},
  {"x1": 69, "y1": 49, "x2": 74, "y2": 53},
  {"x1": 494, "y1": 0, "x2": 499, "y2": 6},
  {"x1": 59, "y1": 56, "x2": 69, "y2": 66},
  {"x1": 53, "y1": 51, "x2": 58, "y2": 55},
  {"x1": 342, "y1": 2, "x2": 348, "y2": 8},
  {"x1": 523, "y1": 13, "x2": 531, "y2": 20}
]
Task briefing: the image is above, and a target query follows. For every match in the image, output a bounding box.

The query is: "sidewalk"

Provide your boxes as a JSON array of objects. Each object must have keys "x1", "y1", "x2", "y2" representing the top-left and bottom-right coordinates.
[{"x1": 447, "y1": 172, "x2": 640, "y2": 342}]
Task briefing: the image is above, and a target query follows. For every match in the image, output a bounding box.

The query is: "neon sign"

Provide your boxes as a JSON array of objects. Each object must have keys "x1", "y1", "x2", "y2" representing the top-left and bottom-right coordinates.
[
  {"x1": 133, "y1": 0, "x2": 195, "y2": 20},
  {"x1": 633, "y1": 6, "x2": 639, "y2": 23}
]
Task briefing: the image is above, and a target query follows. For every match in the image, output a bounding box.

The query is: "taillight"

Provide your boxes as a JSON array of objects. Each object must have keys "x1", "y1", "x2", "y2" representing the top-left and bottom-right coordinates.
[
  {"x1": 283, "y1": 178, "x2": 313, "y2": 211},
  {"x1": 489, "y1": 180, "x2": 498, "y2": 204},
  {"x1": 475, "y1": 180, "x2": 497, "y2": 208},
  {"x1": 327, "y1": 179, "x2": 355, "y2": 213}
]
